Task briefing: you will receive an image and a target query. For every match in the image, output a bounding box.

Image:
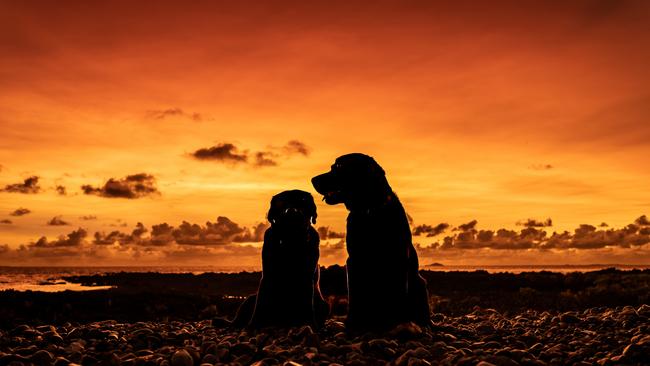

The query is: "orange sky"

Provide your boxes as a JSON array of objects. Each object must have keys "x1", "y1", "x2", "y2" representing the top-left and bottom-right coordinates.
[{"x1": 1, "y1": 0, "x2": 650, "y2": 266}]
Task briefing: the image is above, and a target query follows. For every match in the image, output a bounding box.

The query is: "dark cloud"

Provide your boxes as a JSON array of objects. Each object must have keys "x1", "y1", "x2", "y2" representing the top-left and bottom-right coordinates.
[
  {"x1": 191, "y1": 140, "x2": 311, "y2": 167},
  {"x1": 529, "y1": 164, "x2": 553, "y2": 170},
  {"x1": 10, "y1": 208, "x2": 31, "y2": 216},
  {"x1": 0, "y1": 219, "x2": 12, "y2": 224},
  {"x1": 516, "y1": 218, "x2": 553, "y2": 227},
  {"x1": 317, "y1": 226, "x2": 345, "y2": 240},
  {"x1": 55, "y1": 185, "x2": 67, "y2": 195},
  {"x1": 635, "y1": 215, "x2": 650, "y2": 226},
  {"x1": 1, "y1": 176, "x2": 41, "y2": 194},
  {"x1": 421, "y1": 217, "x2": 650, "y2": 252},
  {"x1": 283, "y1": 140, "x2": 310, "y2": 156},
  {"x1": 94, "y1": 223, "x2": 149, "y2": 245},
  {"x1": 47, "y1": 216, "x2": 70, "y2": 226},
  {"x1": 191, "y1": 143, "x2": 248, "y2": 163},
  {"x1": 413, "y1": 223, "x2": 449, "y2": 237},
  {"x1": 79, "y1": 215, "x2": 97, "y2": 220},
  {"x1": 599, "y1": 222, "x2": 609, "y2": 227},
  {"x1": 254, "y1": 151, "x2": 278, "y2": 167},
  {"x1": 146, "y1": 108, "x2": 203, "y2": 122},
  {"x1": 82, "y1": 173, "x2": 160, "y2": 199},
  {"x1": 455, "y1": 220, "x2": 478, "y2": 232},
  {"x1": 30, "y1": 228, "x2": 87, "y2": 248}
]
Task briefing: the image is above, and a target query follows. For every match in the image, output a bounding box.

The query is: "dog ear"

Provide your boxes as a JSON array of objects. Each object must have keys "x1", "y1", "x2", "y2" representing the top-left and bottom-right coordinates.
[
  {"x1": 267, "y1": 195, "x2": 279, "y2": 224},
  {"x1": 309, "y1": 198, "x2": 317, "y2": 225}
]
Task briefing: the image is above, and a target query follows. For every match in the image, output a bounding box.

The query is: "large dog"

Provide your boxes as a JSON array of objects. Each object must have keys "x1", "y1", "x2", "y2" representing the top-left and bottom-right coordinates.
[
  {"x1": 233, "y1": 190, "x2": 329, "y2": 328},
  {"x1": 312, "y1": 153, "x2": 430, "y2": 331}
]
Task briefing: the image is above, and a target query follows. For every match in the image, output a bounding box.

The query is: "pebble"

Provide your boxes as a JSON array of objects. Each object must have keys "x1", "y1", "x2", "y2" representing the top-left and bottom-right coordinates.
[
  {"x1": 171, "y1": 349, "x2": 193, "y2": 366},
  {"x1": 0, "y1": 306, "x2": 648, "y2": 366}
]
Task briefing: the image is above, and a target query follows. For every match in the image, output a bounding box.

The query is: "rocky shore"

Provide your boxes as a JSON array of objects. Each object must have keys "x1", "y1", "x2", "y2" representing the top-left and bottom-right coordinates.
[{"x1": 2, "y1": 305, "x2": 649, "y2": 366}]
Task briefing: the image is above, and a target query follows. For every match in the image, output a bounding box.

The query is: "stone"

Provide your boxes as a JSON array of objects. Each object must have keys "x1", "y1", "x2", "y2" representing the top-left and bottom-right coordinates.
[
  {"x1": 31, "y1": 350, "x2": 54, "y2": 366},
  {"x1": 171, "y1": 350, "x2": 193, "y2": 366}
]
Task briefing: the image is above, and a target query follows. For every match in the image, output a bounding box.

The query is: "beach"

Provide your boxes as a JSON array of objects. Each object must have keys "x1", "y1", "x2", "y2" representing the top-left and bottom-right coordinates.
[
  {"x1": 1, "y1": 267, "x2": 649, "y2": 365},
  {"x1": 1, "y1": 305, "x2": 649, "y2": 366}
]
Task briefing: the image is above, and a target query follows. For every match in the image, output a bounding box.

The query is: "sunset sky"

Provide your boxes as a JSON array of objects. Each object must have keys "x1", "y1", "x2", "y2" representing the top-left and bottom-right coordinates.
[{"x1": 1, "y1": 0, "x2": 649, "y2": 266}]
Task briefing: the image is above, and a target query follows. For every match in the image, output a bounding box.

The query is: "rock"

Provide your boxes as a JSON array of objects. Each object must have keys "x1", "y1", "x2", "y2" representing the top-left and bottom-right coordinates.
[
  {"x1": 622, "y1": 342, "x2": 648, "y2": 362},
  {"x1": 250, "y1": 358, "x2": 280, "y2": 366},
  {"x1": 395, "y1": 349, "x2": 419, "y2": 366},
  {"x1": 476, "y1": 362, "x2": 497, "y2": 366},
  {"x1": 54, "y1": 357, "x2": 71, "y2": 366},
  {"x1": 559, "y1": 313, "x2": 580, "y2": 324},
  {"x1": 389, "y1": 322, "x2": 424, "y2": 340},
  {"x1": 201, "y1": 355, "x2": 218, "y2": 365},
  {"x1": 230, "y1": 342, "x2": 256, "y2": 356},
  {"x1": 282, "y1": 362, "x2": 302, "y2": 366},
  {"x1": 637, "y1": 304, "x2": 650, "y2": 316},
  {"x1": 31, "y1": 350, "x2": 54, "y2": 366},
  {"x1": 171, "y1": 350, "x2": 193, "y2": 366},
  {"x1": 476, "y1": 323, "x2": 495, "y2": 335},
  {"x1": 483, "y1": 355, "x2": 520, "y2": 366},
  {"x1": 407, "y1": 359, "x2": 431, "y2": 366}
]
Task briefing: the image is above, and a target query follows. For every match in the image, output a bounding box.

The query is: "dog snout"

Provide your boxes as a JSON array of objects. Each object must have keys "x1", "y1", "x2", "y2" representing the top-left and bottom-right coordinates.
[{"x1": 311, "y1": 172, "x2": 333, "y2": 194}]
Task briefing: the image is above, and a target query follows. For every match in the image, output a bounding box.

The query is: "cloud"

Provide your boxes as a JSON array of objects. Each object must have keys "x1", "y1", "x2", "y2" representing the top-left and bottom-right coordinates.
[
  {"x1": 146, "y1": 108, "x2": 203, "y2": 122},
  {"x1": 55, "y1": 185, "x2": 67, "y2": 195},
  {"x1": 47, "y1": 216, "x2": 70, "y2": 226},
  {"x1": 93, "y1": 223, "x2": 146, "y2": 245},
  {"x1": 283, "y1": 140, "x2": 310, "y2": 156},
  {"x1": 30, "y1": 228, "x2": 87, "y2": 248},
  {"x1": 516, "y1": 218, "x2": 553, "y2": 227},
  {"x1": 79, "y1": 215, "x2": 97, "y2": 220},
  {"x1": 419, "y1": 216, "x2": 650, "y2": 253},
  {"x1": 317, "y1": 226, "x2": 345, "y2": 239},
  {"x1": 191, "y1": 143, "x2": 248, "y2": 163},
  {"x1": 635, "y1": 215, "x2": 650, "y2": 226},
  {"x1": 0, "y1": 219, "x2": 12, "y2": 224},
  {"x1": 413, "y1": 223, "x2": 449, "y2": 237},
  {"x1": 254, "y1": 151, "x2": 278, "y2": 166},
  {"x1": 455, "y1": 220, "x2": 478, "y2": 232},
  {"x1": 82, "y1": 173, "x2": 160, "y2": 199},
  {"x1": 10, "y1": 208, "x2": 31, "y2": 216},
  {"x1": 191, "y1": 140, "x2": 311, "y2": 167},
  {"x1": 1, "y1": 176, "x2": 41, "y2": 194}
]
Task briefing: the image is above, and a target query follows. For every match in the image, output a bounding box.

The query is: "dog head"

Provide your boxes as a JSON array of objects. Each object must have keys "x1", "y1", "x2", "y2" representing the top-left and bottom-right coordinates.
[
  {"x1": 267, "y1": 190, "x2": 317, "y2": 228},
  {"x1": 311, "y1": 153, "x2": 391, "y2": 210}
]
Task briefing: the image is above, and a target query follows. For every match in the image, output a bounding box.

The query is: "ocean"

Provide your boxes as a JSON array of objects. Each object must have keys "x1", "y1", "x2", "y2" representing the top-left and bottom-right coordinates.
[{"x1": 1, "y1": 264, "x2": 648, "y2": 292}]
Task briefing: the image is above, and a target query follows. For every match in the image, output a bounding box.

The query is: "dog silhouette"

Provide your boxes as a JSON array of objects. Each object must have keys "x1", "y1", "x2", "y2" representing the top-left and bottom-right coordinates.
[
  {"x1": 312, "y1": 153, "x2": 431, "y2": 331},
  {"x1": 233, "y1": 190, "x2": 329, "y2": 328}
]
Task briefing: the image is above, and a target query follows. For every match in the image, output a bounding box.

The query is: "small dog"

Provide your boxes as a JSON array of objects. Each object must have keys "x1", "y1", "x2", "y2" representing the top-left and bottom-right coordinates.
[
  {"x1": 312, "y1": 153, "x2": 431, "y2": 331},
  {"x1": 233, "y1": 190, "x2": 329, "y2": 328}
]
